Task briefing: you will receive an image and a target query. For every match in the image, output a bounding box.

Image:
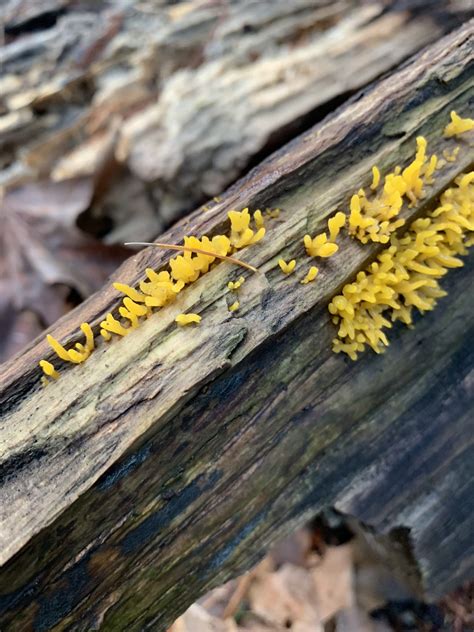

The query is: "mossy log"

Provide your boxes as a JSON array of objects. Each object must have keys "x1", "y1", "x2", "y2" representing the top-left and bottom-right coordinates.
[{"x1": 0, "y1": 22, "x2": 473, "y2": 631}]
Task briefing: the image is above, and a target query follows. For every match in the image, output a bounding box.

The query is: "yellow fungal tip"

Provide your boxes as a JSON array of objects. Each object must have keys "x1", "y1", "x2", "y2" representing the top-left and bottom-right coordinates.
[
  {"x1": 113, "y1": 283, "x2": 146, "y2": 303},
  {"x1": 328, "y1": 212, "x2": 346, "y2": 242},
  {"x1": 228, "y1": 276, "x2": 245, "y2": 291},
  {"x1": 254, "y1": 209, "x2": 264, "y2": 229},
  {"x1": 39, "y1": 360, "x2": 60, "y2": 380},
  {"x1": 301, "y1": 266, "x2": 319, "y2": 284},
  {"x1": 444, "y1": 110, "x2": 474, "y2": 137},
  {"x1": 175, "y1": 313, "x2": 201, "y2": 326},
  {"x1": 278, "y1": 258, "x2": 296, "y2": 274},
  {"x1": 228, "y1": 301, "x2": 240, "y2": 312},
  {"x1": 371, "y1": 166, "x2": 380, "y2": 190}
]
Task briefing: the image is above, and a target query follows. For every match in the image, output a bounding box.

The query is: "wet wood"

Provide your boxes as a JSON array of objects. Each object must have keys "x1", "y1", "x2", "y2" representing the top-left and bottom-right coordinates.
[{"x1": 0, "y1": 21, "x2": 473, "y2": 632}]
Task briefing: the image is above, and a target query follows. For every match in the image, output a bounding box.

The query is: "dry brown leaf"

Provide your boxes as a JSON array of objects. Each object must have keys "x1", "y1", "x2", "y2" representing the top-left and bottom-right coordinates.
[
  {"x1": 311, "y1": 544, "x2": 354, "y2": 622},
  {"x1": 169, "y1": 604, "x2": 239, "y2": 632},
  {"x1": 248, "y1": 563, "x2": 322, "y2": 631},
  {"x1": 0, "y1": 177, "x2": 130, "y2": 361}
]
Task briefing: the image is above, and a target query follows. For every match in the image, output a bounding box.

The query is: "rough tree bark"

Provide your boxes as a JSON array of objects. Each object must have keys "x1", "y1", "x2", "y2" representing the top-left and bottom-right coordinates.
[
  {"x1": 0, "y1": 19, "x2": 473, "y2": 632},
  {"x1": 1, "y1": 0, "x2": 472, "y2": 236}
]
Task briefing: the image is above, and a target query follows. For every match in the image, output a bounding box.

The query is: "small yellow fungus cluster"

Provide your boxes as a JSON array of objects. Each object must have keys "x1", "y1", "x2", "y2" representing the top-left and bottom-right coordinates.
[
  {"x1": 176, "y1": 313, "x2": 201, "y2": 326},
  {"x1": 228, "y1": 208, "x2": 265, "y2": 249},
  {"x1": 301, "y1": 266, "x2": 318, "y2": 284},
  {"x1": 228, "y1": 301, "x2": 240, "y2": 312},
  {"x1": 279, "y1": 259, "x2": 296, "y2": 274},
  {"x1": 444, "y1": 110, "x2": 474, "y2": 137},
  {"x1": 304, "y1": 233, "x2": 339, "y2": 258},
  {"x1": 330, "y1": 171, "x2": 473, "y2": 360},
  {"x1": 40, "y1": 208, "x2": 265, "y2": 383},
  {"x1": 304, "y1": 212, "x2": 345, "y2": 259},
  {"x1": 42, "y1": 323, "x2": 95, "y2": 384},
  {"x1": 442, "y1": 146, "x2": 460, "y2": 163},
  {"x1": 228, "y1": 276, "x2": 245, "y2": 291},
  {"x1": 39, "y1": 360, "x2": 60, "y2": 386},
  {"x1": 348, "y1": 136, "x2": 434, "y2": 244}
]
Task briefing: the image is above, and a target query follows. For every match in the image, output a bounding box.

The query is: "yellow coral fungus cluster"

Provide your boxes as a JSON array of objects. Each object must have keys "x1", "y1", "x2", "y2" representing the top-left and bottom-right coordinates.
[
  {"x1": 348, "y1": 136, "x2": 434, "y2": 244},
  {"x1": 228, "y1": 208, "x2": 265, "y2": 248},
  {"x1": 329, "y1": 171, "x2": 473, "y2": 360},
  {"x1": 304, "y1": 212, "x2": 345, "y2": 259},
  {"x1": 444, "y1": 110, "x2": 474, "y2": 137},
  {"x1": 40, "y1": 208, "x2": 265, "y2": 383}
]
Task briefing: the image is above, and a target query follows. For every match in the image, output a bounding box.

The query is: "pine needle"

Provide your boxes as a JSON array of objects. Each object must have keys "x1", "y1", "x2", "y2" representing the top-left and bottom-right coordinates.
[{"x1": 125, "y1": 241, "x2": 258, "y2": 272}]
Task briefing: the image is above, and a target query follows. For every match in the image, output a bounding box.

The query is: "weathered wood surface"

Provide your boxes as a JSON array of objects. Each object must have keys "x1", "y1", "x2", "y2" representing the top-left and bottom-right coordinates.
[
  {"x1": 1, "y1": 0, "x2": 472, "y2": 238},
  {"x1": 0, "y1": 21, "x2": 473, "y2": 631}
]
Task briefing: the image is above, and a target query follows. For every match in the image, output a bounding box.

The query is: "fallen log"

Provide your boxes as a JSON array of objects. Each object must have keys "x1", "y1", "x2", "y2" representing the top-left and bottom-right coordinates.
[{"x1": 0, "y1": 21, "x2": 473, "y2": 631}]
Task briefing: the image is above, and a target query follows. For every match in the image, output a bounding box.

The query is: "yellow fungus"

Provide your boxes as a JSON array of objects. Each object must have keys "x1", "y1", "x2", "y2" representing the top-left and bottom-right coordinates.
[
  {"x1": 278, "y1": 258, "x2": 296, "y2": 274},
  {"x1": 328, "y1": 212, "x2": 346, "y2": 242},
  {"x1": 113, "y1": 283, "x2": 146, "y2": 303},
  {"x1": 330, "y1": 170, "x2": 473, "y2": 359},
  {"x1": 39, "y1": 360, "x2": 60, "y2": 380},
  {"x1": 80, "y1": 323, "x2": 94, "y2": 352},
  {"x1": 301, "y1": 266, "x2": 318, "y2": 284},
  {"x1": 228, "y1": 208, "x2": 250, "y2": 232},
  {"x1": 41, "y1": 204, "x2": 266, "y2": 382},
  {"x1": 100, "y1": 313, "x2": 130, "y2": 337},
  {"x1": 347, "y1": 137, "x2": 436, "y2": 243},
  {"x1": 444, "y1": 110, "x2": 474, "y2": 137},
  {"x1": 228, "y1": 276, "x2": 245, "y2": 291},
  {"x1": 424, "y1": 154, "x2": 438, "y2": 183},
  {"x1": 228, "y1": 301, "x2": 240, "y2": 312},
  {"x1": 46, "y1": 327, "x2": 93, "y2": 364},
  {"x1": 442, "y1": 146, "x2": 460, "y2": 163},
  {"x1": 175, "y1": 313, "x2": 201, "y2": 326},
  {"x1": 304, "y1": 232, "x2": 339, "y2": 258},
  {"x1": 254, "y1": 210, "x2": 264, "y2": 229},
  {"x1": 123, "y1": 297, "x2": 148, "y2": 317},
  {"x1": 371, "y1": 166, "x2": 380, "y2": 190},
  {"x1": 46, "y1": 334, "x2": 73, "y2": 362}
]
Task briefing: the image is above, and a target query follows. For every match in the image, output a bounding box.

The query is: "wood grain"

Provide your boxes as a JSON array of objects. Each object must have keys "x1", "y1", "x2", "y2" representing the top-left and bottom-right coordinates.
[{"x1": 0, "y1": 21, "x2": 473, "y2": 631}]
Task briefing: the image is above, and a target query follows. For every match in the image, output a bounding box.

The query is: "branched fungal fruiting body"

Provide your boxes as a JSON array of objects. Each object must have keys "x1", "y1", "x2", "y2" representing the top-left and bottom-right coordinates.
[
  {"x1": 39, "y1": 110, "x2": 473, "y2": 384},
  {"x1": 301, "y1": 266, "x2": 318, "y2": 284},
  {"x1": 39, "y1": 360, "x2": 60, "y2": 386},
  {"x1": 304, "y1": 232, "x2": 339, "y2": 258},
  {"x1": 330, "y1": 170, "x2": 473, "y2": 360},
  {"x1": 347, "y1": 136, "x2": 436, "y2": 244},
  {"x1": 228, "y1": 276, "x2": 245, "y2": 291},
  {"x1": 40, "y1": 208, "x2": 265, "y2": 383},
  {"x1": 444, "y1": 110, "x2": 474, "y2": 137},
  {"x1": 278, "y1": 259, "x2": 296, "y2": 274}
]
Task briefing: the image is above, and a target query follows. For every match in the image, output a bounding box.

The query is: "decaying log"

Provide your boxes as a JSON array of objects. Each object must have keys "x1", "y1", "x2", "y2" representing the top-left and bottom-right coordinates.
[
  {"x1": 0, "y1": 21, "x2": 473, "y2": 631},
  {"x1": 1, "y1": 0, "x2": 472, "y2": 238}
]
